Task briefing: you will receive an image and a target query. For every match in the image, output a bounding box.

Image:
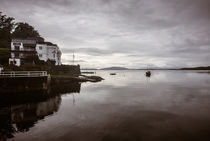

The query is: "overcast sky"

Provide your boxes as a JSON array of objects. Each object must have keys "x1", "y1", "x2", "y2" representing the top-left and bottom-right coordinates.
[{"x1": 1, "y1": 0, "x2": 210, "y2": 68}]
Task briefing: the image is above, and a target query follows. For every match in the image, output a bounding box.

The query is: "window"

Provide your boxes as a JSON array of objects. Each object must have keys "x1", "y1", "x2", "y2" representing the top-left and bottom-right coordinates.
[
  {"x1": 53, "y1": 54, "x2": 55, "y2": 58},
  {"x1": 39, "y1": 46, "x2": 42, "y2": 50},
  {"x1": 13, "y1": 43, "x2": 21, "y2": 46},
  {"x1": 39, "y1": 54, "x2": 42, "y2": 57},
  {"x1": 14, "y1": 53, "x2": 19, "y2": 58},
  {"x1": 15, "y1": 46, "x2": 20, "y2": 50},
  {"x1": 10, "y1": 60, "x2": 14, "y2": 65}
]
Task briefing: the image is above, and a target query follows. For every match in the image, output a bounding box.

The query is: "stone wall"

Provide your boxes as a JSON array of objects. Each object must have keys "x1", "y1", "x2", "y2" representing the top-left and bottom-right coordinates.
[
  {"x1": 52, "y1": 65, "x2": 81, "y2": 75},
  {"x1": 4, "y1": 64, "x2": 81, "y2": 75}
]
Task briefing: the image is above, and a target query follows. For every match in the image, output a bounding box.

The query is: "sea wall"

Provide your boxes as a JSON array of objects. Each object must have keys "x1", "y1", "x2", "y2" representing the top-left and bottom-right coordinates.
[
  {"x1": 0, "y1": 77, "x2": 49, "y2": 93},
  {"x1": 4, "y1": 64, "x2": 81, "y2": 75},
  {"x1": 52, "y1": 65, "x2": 81, "y2": 75}
]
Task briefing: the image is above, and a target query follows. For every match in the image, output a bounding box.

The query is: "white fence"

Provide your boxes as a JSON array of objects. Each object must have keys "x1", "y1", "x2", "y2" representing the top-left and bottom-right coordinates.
[{"x1": 0, "y1": 71, "x2": 48, "y2": 77}]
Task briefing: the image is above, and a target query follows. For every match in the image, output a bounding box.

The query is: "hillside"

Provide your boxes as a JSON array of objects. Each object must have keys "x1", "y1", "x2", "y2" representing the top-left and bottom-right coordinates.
[
  {"x1": 101, "y1": 67, "x2": 129, "y2": 70},
  {"x1": 181, "y1": 66, "x2": 210, "y2": 70}
]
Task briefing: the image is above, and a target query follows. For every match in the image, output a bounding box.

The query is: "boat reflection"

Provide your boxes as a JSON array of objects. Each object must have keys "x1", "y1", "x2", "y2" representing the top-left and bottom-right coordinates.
[{"x1": 0, "y1": 82, "x2": 81, "y2": 141}]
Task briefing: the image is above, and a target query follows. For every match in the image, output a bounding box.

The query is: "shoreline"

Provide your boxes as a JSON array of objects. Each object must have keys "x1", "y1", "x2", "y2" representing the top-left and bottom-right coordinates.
[{"x1": 51, "y1": 74, "x2": 104, "y2": 83}]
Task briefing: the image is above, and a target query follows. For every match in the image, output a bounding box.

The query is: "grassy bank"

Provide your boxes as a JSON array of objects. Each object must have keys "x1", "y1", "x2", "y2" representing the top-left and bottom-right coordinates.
[{"x1": 51, "y1": 74, "x2": 78, "y2": 78}]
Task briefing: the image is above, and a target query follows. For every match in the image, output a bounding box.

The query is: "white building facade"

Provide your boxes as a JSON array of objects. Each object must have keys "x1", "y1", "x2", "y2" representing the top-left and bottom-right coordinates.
[
  {"x1": 36, "y1": 43, "x2": 62, "y2": 65},
  {"x1": 9, "y1": 39, "x2": 62, "y2": 66},
  {"x1": 9, "y1": 39, "x2": 37, "y2": 66}
]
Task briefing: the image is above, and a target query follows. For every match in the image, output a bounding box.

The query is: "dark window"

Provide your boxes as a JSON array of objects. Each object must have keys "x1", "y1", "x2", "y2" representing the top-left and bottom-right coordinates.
[
  {"x1": 10, "y1": 61, "x2": 14, "y2": 65},
  {"x1": 39, "y1": 46, "x2": 42, "y2": 50},
  {"x1": 13, "y1": 43, "x2": 21, "y2": 46},
  {"x1": 14, "y1": 53, "x2": 19, "y2": 58},
  {"x1": 21, "y1": 60, "x2": 24, "y2": 65},
  {"x1": 15, "y1": 46, "x2": 20, "y2": 50}
]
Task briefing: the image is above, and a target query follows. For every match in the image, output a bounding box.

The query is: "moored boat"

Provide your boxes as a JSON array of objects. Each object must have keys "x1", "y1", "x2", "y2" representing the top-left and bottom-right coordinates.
[{"x1": 146, "y1": 71, "x2": 151, "y2": 77}]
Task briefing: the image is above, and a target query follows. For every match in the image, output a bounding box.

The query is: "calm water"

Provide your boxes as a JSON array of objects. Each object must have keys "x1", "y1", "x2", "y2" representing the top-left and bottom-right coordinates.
[{"x1": 1, "y1": 70, "x2": 210, "y2": 141}]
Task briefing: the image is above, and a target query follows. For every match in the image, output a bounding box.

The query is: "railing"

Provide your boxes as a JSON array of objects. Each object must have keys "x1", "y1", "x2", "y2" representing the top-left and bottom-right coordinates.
[
  {"x1": 0, "y1": 71, "x2": 48, "y2": 77},
  {"x1": 11, "y1": 48, "x2": 36, "y2": 52}
]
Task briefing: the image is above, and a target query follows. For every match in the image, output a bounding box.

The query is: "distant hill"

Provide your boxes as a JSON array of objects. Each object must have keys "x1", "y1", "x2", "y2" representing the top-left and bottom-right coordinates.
[
  {"x1": 181, "y1": 66, "x2": 210, "y2": 70},
  {"x1": 101, "y1": 67, "x2": 129, "y2": 70},
  {"x1": 83, "y1": 66, "x2": 210, "y2": 70},
  {"x1": 81, "y1": 68, "x2": 98, "y2": 70}
]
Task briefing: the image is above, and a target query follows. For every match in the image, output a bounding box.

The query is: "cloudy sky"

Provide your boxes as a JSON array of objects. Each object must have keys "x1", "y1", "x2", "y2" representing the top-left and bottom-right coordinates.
[{"x1": 1, "y1": 0, "x2": 210, "y2": 68}]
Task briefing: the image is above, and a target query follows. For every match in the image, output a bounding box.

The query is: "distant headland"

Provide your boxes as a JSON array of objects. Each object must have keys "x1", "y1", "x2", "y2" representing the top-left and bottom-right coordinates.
[
  {"x1": 82, "y1": 66, "x2": 210, "y2": 70},
  {"x1": 181, "y1": 66, "x2": 210, "y2": 70}
]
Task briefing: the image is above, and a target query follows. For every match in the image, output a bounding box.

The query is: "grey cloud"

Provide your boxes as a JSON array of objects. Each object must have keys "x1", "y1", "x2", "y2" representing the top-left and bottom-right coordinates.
[
  {"x1": 62, "y1": 57, "x2": 86, "y2": 64},
  {"x1": 62, "y1": 48, "x2": 113, "y2": 56},
  {"x1": 1, "y1": 0, "x2": 210, "y2": 68}
]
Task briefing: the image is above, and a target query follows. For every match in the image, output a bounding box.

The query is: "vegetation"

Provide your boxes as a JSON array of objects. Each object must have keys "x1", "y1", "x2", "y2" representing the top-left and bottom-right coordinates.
[
  {"x1": 52, "y1": 74, "x2": 77, "y2": 78},
  {"x1": 0, "y1": 12, "x2": 41, "y2": 66},
  {"x1": 0, "y1": 12, "x2": 14, "y2": 65},
  {"x1": 0, "y1": 48, "x2": 10, "y2": 65},
  {"x1": 0, "y1": 12, "x2": 81, "y2": 76},
  {"x1": 0, "y1": 12, "x2": 14, "y2": 46},
  {"x1": 12, "y1": 22, "x2": 43, "y2": 40},
  {"x1": 0, "y1": 12, "x2": 45, "y2": 66}
]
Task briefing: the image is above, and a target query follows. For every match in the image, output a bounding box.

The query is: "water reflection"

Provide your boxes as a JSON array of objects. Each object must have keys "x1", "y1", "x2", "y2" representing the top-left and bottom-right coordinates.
[
  {"x1": 0, "y1": 82, "x2": 81, "y2": 141},
  {"x1": 0, "y1": 96, "x2": 61, "y2": 140},
  {"x1": 1, "y1": 70, "x2": 210, "y2": 141}
]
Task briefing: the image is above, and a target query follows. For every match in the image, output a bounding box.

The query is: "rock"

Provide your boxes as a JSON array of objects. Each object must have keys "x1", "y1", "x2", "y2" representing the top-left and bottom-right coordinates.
[{"x1": 79, "y1": 75, "x2": 104, "y2": 82}]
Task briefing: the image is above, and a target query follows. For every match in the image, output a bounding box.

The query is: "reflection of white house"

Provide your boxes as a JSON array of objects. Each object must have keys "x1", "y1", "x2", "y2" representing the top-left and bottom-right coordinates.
[
  {"x1": 9, "y1": 39, "x2": 62, "y2": 66},
  {"x1": 10, "y1": 96, "x2": 61, "y2": 123},
  {"x1": 36, "y1": 42, "x2": 62, "y2": 65},
  {"x1": 0, "y1": 65, "x2": 3, "y2": 72},
  {"x1": 36, "y1": 97, "x2": 61, "y2": 116}
]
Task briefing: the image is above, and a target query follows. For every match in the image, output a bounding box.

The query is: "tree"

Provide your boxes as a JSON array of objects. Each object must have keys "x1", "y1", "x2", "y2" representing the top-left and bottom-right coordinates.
[
  {"x1": 0, "y1": 12, "x2": 14, "y2": 65},
  {"x1": 0, "y1": 48, "x2": 10, "y2": 65},
  {"x1": 0, "y1": 13, "x2": 45, "y2": 66},
  {"x1": 12, "y1": 22, "x2": 41, "y2": 39},
  {"x1": 0, "y1": 12, "x2": 14, "y2": 48}
]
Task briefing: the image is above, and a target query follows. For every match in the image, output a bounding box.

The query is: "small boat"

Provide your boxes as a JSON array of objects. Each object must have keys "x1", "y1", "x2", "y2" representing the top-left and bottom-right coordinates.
[
  {"x1": 146, "y1": 71, "x2": 151, "y2": 77},
  {"x1": 110, "y1": 73, "x2": 116, "y2": 75}
]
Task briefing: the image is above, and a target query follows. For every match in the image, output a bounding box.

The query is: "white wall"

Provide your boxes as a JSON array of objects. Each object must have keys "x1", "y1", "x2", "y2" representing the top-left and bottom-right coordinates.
[
  {"x1": 10, "y1": 41, "x2": 22, "y2": 66},
  {"x1": 11, "y1": 42, "x2": 24, "y2": 51},
  {"x1": 9, "y1": 58, "x2": 21, "y2": 66},
  {"x1": 9, "y1": 40, "x2": 62, "y2": 66},
  {"x1": 36, "y1": 44, "x2": 62, "y2": 65},
  {"x1": 36, "y1": 44, "x2": 48, "y2": 61}
]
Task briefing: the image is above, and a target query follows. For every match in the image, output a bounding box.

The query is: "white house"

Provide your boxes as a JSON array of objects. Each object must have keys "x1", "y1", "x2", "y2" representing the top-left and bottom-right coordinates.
[
  {"x1": 36, "y1": 42, "x2": 62, "y2": 65},
  {"x1": 9, "y1": 39, "x2": 62, "y2": 66},
  {"x1": 9, "y1": 39, "x2": 37, "y2": 66}
]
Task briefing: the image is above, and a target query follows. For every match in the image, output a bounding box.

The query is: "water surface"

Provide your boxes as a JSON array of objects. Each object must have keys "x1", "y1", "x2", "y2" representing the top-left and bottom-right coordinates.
[{"x1": 1, "y1": 70, "x2": 210, "y2": 141}]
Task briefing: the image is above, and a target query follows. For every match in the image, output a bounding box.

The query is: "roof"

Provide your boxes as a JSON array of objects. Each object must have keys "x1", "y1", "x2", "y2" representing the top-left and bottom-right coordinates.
[
  {"x1": 12, "y1": 38, "x2": 37, "y2": 45},
  {"x1": 37, "y1": 41, "x2": 57, "y2": 46}
]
